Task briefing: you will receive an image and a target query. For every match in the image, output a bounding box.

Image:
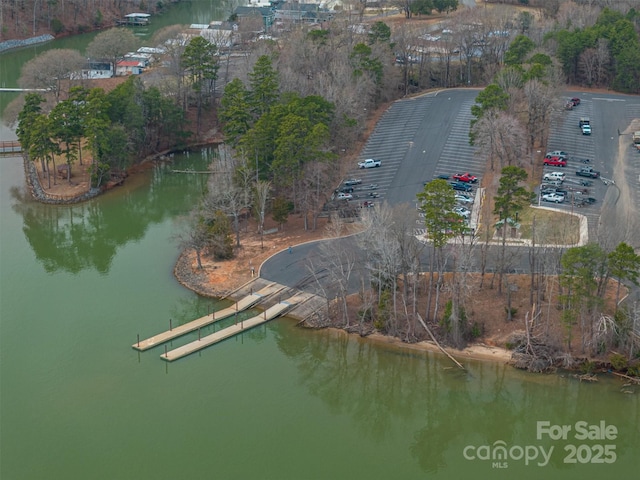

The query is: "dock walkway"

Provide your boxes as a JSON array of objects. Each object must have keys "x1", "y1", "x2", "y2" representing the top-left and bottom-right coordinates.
[
  {"x1": 132, "y1": 283, "x2": 282, "y2": 351},
  {"x1": 0, "y1": 140, "x2": 21, "y2": 154},
  {"x1": 161, "y1": 299, "x2": 298, "y2": 361}
]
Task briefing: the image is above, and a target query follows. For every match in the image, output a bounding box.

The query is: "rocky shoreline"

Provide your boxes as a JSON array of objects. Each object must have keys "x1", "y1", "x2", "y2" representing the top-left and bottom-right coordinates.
[{"x1": 0, "y1": 34, "x2": 54, "y2": 53}]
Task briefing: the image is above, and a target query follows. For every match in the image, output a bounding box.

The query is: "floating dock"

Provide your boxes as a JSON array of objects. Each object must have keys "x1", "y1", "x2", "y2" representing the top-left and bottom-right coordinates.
[
  {"x1": 160, "y1": 300, "x2": 296, "y2": 362},
  {"x1": 0, "y1": 140, "x2": 21, "y2": 154},
  {"x1": 132, "y1": 283, "x2": 282, "y2": 351}
]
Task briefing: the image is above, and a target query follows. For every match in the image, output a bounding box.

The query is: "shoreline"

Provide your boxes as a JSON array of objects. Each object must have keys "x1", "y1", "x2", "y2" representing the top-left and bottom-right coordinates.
[
  {"x1": 171, "y1": 249, "x2": 515, "y2": 366},
  {"x1": 361, "y1": 331, "x2": 513, "y2": 364}
]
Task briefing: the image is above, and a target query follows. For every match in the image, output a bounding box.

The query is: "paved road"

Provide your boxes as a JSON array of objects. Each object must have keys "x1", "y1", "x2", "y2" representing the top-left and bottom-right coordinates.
[{"x1": 262, "y1": 89, "x2": 640, "y2": 296}]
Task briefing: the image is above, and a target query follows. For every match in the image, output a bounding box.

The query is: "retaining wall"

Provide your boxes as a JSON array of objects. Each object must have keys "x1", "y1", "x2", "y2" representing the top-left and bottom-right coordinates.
[{"x1": 0, "y1": 35, "x2": 55, "y2": 53}]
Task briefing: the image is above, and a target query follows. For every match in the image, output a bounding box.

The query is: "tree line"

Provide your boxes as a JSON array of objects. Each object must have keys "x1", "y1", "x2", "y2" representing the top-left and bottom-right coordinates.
[{"x1": 17, "y1": 79, "x2": 188, "y2": 188}]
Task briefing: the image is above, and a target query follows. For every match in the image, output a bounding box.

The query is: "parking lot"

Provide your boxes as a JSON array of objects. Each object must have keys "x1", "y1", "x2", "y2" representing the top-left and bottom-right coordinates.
[
  {"x1": 337, "y1": 90, "x2": 482, "y2": 235},
  {"x1": 338, "y1": 89, "x2": 640, "y2": 247}
]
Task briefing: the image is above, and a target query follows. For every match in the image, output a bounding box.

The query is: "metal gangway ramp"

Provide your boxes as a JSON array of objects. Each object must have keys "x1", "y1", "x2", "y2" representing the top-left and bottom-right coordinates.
[
  {"x1": 132, "y1": 283, "x2": 281, "y2": 351},
  {"x1": 160, "y1": 299, "x2": 297, "y2": 362}
]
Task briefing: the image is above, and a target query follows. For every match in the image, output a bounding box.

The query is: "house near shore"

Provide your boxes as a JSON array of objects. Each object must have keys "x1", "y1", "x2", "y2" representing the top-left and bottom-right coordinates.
[
  {"x1": 116, "y1": 13, "x2": 151, "y2": 26},
  {"x1": 187, "y1": 21, "x2": 238, "y2": 48},
  {"x1": 75, "y1": 61, "x2": 113, "y2": 79},
  {"x1": 116, "y1": 60, "x2": 144, "y2": 76},
  {"x1": 274, "y1": 1, "x2": 333, "y2": 27},
  {"x1": 234, "y1": 4, "x2": 277, "y2": 32}
]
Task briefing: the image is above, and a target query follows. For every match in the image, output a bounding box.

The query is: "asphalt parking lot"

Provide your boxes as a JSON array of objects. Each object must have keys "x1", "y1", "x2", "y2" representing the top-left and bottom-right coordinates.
[
  {"x1": 339, "y1": 89, "x2": 640, "y2": 246},
  {"x1": 339, "y1": 90, "x2": 482, "y2": 233},
  {"x1": 546, "y1": 93, "x2": 640, "y2": 245}
]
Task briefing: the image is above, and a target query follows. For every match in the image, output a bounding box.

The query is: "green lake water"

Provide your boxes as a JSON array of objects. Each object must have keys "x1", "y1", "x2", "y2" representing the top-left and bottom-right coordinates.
[{"x1": 1, "y1": 149, "x2": 638, "y2": 480}]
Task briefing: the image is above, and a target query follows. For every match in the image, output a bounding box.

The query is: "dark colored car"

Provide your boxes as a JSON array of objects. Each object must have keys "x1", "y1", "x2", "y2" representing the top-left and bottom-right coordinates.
[
  {"x1": 449, "y1": 181, "x2": 473, "y2": 192},
  {"x1": 571, "y1": 97, "x2": 581, "y2": 106},
  {"x1": 343, "y1": 178, "x2": 362, "y2": 186}
]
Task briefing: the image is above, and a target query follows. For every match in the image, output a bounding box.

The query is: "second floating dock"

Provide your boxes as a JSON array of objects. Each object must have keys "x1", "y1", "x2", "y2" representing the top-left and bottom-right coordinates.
[
  {"x1": 160, "y1": 301, "x2": 296, "y2": 362},
  {"x1": 132, "y1": 283, "x2": 282, "y2": 351}
]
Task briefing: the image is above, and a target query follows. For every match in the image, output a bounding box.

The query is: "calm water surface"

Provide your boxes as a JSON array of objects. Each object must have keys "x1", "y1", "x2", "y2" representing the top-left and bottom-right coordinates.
[{"x1": 0, "y1": 149, "x2": 638, "y2": 479}]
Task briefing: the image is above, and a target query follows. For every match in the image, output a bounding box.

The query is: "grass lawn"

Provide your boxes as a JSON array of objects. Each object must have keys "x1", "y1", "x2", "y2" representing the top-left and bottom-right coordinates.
[{"x1": 515, "y1": 205, "x2": 581, "y2": 244}]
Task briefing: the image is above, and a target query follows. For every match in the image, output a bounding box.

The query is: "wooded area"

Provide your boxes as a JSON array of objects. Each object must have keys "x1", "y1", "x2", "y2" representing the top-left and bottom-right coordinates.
[
  {"x1": 0, "y1": 0, "x2": 179, "y2": 41},
  {"x1": 11, "y1": 0, "x2": 640, "y2": 372}
]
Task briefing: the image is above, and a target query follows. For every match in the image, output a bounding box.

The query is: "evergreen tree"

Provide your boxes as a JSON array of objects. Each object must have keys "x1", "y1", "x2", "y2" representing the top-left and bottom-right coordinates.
[
  {"x1": 182, "y1": 36, "x2": 219, "y2": 133},
  {"x1": 248, "y1": 55, "x2": 280, "y2": 118},
  {"x1": 219, "y1": 78, "x2": 253, "y2": 147}
]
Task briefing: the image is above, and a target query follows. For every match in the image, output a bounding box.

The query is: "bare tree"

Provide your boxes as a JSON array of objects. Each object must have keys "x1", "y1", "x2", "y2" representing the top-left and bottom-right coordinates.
[
  {"x1": 524, "y1": 79, "x2": 559, "y2": 152},
  {"x1": 595, "y1": 38, "x2": 611, "y2": 86},
  {"x1": 579, "y1": 48, "x2": 597, "y2": 86},
  {"x1": 357, "y1": 203, "x2": 402, "y2": 335},
  {"x1": 174, "y1": 210, "x2": 209, "y2": 269},
  {"x1": 472, "y1": 110, "x2": 526, "y2": 171},
  {"x1": 19, "y1": 49, "x2": 85, "y2": 103},
  {"x1": 150, "y1": 25, "x2": 189, "y2": 107},
  {"x1": 203, "y1": 146, "x2": 252, "y2": 248},
  {"x1": 86, "y1": 28, "x2": 138, "y2": 76},
  {"x1": 309, "y1": 235, "x2": 358, "y2": 328},
  {"x1": 254, "y1": 180, "x2": 271, "y2": 249}
]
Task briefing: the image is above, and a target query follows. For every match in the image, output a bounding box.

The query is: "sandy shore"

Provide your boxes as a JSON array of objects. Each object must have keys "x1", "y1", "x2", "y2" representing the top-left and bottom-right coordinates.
[{"x1": 355, "y1": 332, "x2": 512, "y2": 364}]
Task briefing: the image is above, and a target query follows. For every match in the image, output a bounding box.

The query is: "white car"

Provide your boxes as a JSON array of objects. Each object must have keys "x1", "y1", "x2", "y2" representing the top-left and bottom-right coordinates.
[
  {"x1": 546, "y1": 150, "x2": 568, "y2": 158},
  {"x1": 358, "y1": 158, "x2": 381, "y2": 169},
  {"x1": 453, "y1": 206, "x2": 471, "y2": 218},
  {"x1": 543, "y1": 172, "x2": 565, "y2": 182},
  {"x1": 582, "y1": 124, "x2": 591, "y2": 135},
  {"x1": 454, "y1": 193, "x2": 473, "y2": 204},
  {"x1": 542, "y1": 192, "x2": 565, "y2": 203},
  {"x1": 336, "y1": 192, "x2": 353, "y2": 200}
]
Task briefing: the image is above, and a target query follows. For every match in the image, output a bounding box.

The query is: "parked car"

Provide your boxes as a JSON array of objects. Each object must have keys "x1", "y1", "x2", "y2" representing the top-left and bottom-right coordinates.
[
  {"x1": 453, "y1": 206, "x2": 471, "y2": 218},
  {"x1": 338, "y1": 186, "x2": 354, "y2": 194},
  {"x1": 582, "y1": 124, "x2": 592, "y2": 135},
  {"x1": 358, "y1": 158, "x2": 381, "y2": 169},
  {"x1": 542, "y1": 193, "x2": 565, "y2": 203},
  {"x1": 543, "y1": 172, "x2": 566, "y2": 182},
  {"x1": 436, "y1": 174, "x2": 450, "y2": 180},
  {"x1": 336, "y1": 192, "x2": 353, "y2": 200},
  {"x1": 449, "y1": 181, "x2": 473, "y2": 192},
  {"x1": 570, "y1": 97, "x2": 581, "y2": 106},
  {"x1": 546, "y1": 150, "x2": 568, "y2": 158},
  {"x1": 454, "y1": 193, "x2": 474, "y2": 204},
  {"x1": 543, "y1": 156, "x2": 567, "y2": 167},
  {"x1": 453, "y1": 172, "x2": 478, "y2": 183},
  {"x1": 343, "y1": 178, "x2": 362, "y2": 186},
  {"x1": 576, "y1": 167, "x2": 600, "y2": 178}
]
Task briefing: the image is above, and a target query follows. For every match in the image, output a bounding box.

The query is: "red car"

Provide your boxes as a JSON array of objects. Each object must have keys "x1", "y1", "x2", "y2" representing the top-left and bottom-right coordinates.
[
  {"x1": 453, "y1": 173, "x2": 478, "y2": 183},
  {"x1": 571, "y1": 97, "x2": 581, "y2": 106},
  {"x1": 543, "y1": 156, "x2": 567, "y2": 167}
]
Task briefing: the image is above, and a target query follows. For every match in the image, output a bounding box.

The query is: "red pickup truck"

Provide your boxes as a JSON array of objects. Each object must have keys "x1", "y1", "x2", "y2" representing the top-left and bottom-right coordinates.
[
  {"x1": 543, "y1": 155, "x2": 567, "y2": 167},
  {"x1": 453, "y1": 173, "x2": 478, "y2": 183}
]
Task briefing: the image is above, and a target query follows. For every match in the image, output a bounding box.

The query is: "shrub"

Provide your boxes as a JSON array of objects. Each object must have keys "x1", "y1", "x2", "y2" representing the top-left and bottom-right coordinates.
[
  {"x1": 469, "y1": 321, "x2": 483, "y2": 339},
  {"x1": 51, "y1": 18, "x2": 64, "y2": 34},
  {"x1": 580, "y1": 360, "x2": 596, "y2": 374},
  {"x1": 609, "y1": 353, "x2": 628, "y2": 371}
]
